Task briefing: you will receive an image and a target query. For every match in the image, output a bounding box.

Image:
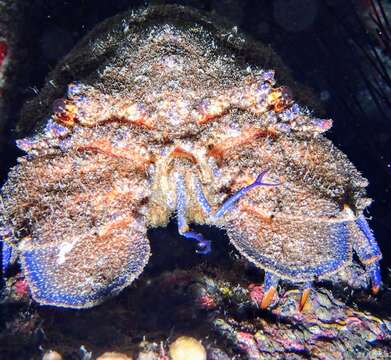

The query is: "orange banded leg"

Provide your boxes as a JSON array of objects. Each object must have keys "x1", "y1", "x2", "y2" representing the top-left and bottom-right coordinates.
[
  {"x1": 298, "y1": 282, "x2": 312, "y2": 312},
  {"x1": 367, "y1": 262, "x2": 381, "y2": 295},
  {"x1": 260, "y1": 272, "x2": 279, "y2": 309}
]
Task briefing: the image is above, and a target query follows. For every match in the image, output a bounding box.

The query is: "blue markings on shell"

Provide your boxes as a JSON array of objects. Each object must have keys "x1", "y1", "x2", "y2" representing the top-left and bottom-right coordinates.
[
  {"x1": 44, "y1": 118, "x2": 69, "y2": 138},
  {"x1": 367, "y1": 262, "x2": 382, "y2": 289},
  {"x1": 15, "y1": 117, "x2": 70, "y2": 156},
  {"x1": 0, "y1": 225, "x2": 14, "y2": 274},
  {"x1": 261, "y1": 70, "x2": 276, "y2": 84},
  {"x1": 21, "y1": 245, "x2": 135, "y2": 308},
  {"x1": 16, "y1": 138, "x2": 36, "y2": 153},
  {"x1": 264, "y1": 272, "x2": 280, "y2": 290},
  {"x1": 355, "y1": 215, "x2": 382, "y2": 260},
  {"x1": 15, "y1": 118, "x2": 67, "y2": 155},
  {"x1": 67, "y1": 82, "x2": 82, "y2": 97},
  {"x1": 1, "y1": 240, "x2": 13, "y2": 274},
  {"x1": 235, "y1": 222, "x2": 351, "y2": 280}
]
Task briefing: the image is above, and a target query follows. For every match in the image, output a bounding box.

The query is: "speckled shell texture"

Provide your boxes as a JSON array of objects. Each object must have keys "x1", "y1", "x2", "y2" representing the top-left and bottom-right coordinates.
[{"x1": 0, "y1": 5, "x2": 376, "y2": 307}]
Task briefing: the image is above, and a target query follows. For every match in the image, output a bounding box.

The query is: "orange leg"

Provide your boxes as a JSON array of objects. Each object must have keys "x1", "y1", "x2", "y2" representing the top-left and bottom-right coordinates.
[
  {"x1": 298, "y1": 284, "x2": 312, "y2": 312},
  {"x1": 260, "y1": 272, "x2": 279, "y2": 309}
]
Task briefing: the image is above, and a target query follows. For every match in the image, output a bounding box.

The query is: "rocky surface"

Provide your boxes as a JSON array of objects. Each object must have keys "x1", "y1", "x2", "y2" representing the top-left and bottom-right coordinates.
[{"x1": 1, "y1": 233, "x2": 390, "y2": 359}]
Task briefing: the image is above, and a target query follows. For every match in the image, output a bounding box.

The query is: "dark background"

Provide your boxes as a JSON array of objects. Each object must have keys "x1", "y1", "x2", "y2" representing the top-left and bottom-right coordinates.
[{"x1": 1, "y1": 0, "x2": 390, "y2": 270}]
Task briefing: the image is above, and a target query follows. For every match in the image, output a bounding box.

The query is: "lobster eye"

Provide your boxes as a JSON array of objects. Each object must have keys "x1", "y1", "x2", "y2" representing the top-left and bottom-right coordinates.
[{"x1": 52, "y1": 98, "x2": 67, "y2": 113}]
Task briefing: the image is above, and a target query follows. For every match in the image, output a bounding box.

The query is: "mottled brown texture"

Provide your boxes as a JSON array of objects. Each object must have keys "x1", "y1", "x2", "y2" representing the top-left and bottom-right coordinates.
[
  {"x1": 2, "y1": 150, "x2": 150, "y2": 307},
  {"x1": 0, "y1": 5, "x2": 380, "y2": 307},
  {"x1": 17, "y1": 5, "x2": 320, "y2": 136}
]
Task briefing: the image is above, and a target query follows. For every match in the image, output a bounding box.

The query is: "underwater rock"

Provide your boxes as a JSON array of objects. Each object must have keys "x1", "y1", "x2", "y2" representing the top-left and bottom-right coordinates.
[
  {"x1": 97, "y1": 352, "x2": 133, "y2": 360},
  {"x1": 42, "y1": 350, "x2": 63, "y2": 360},
  {"x1": 0, "y1": 266, "x2": 390, "y2": 359},
  {"x1": 137, "y1": 351, "x2": 159, "y2": 360},
  {"x1": 169, "y1": 336, "x2": 207, "y2": 360},
  {"x1": 210, "y1": 272, "x2": 391, "y2": 359},
  {"x1": 205, "y1": 347, "x2": 230, "y2": 360}
]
